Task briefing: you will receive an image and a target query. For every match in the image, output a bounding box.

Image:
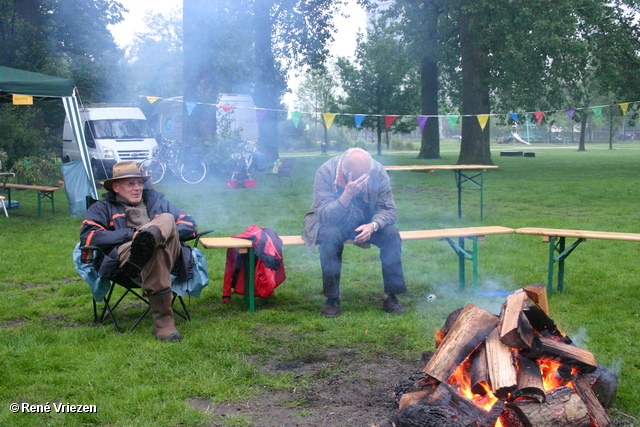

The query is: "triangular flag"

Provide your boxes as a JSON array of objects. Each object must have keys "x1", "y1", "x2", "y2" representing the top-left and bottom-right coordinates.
[
  {"x1": 220, "y1": 105, "x2": 233, "y2": 112},
  {"x1": 591, "y1": 106, "x2": 602, "y2": 121},
  {"x1": 146, "y1": 96, "x2": 161, "y2": 104},
  {"x1": 385, "y1": 115, "x2": 399, "y2": 130},
  {"x1": 508, "y1": 113, "x2": 519, "y2": 123},
  {"x1": 534, "y1": 111, "x2": 545, "y2": 125},
  {"x1": 447, "y1": 115, "x2": 459, "y2": 131},
  {"x1": 416, "y1": 116, "x2": 428, "y2": 131},
  {"x1": 620, "y1": 103, "x2": 629, "y2": 116},
  {"x1": 477, "y1": 115, "x2": 489, "y2": 131},
  {"x1": 256, "y1": 108, "x2": 269, "y2": 125},
  {"x1": 12, "y1": 94, "x2": 33, "y2": 105},
  {"x1": 291, "y1": 111, "x2": 303, "y2": 128},
  {"x1": 354, "y1": 114, "x2": 367, "y2": 129},
  {"x1": 185, "y1": 101, "x2": 198, "y2": 116},
  {"x1": 566, "y1": 109, "x2": 575, "y2": 120},
  {"x1": 322, "y1": 113, "x2": 336, "y2": 130}
]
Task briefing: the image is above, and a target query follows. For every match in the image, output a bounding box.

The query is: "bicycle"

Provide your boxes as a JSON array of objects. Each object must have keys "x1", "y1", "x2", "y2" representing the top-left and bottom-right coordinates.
[
  {"x1": 140, "y1": 139, "x2": 207, "y2": 184},
  {"x1": 230, "y1": 140, "x2": 265, "y2": 181}
]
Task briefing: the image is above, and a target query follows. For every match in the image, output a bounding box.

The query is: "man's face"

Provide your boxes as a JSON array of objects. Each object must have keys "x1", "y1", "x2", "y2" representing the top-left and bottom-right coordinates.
[{"x1": 112, "y1": 177, "x2": 145, "y2": 204}]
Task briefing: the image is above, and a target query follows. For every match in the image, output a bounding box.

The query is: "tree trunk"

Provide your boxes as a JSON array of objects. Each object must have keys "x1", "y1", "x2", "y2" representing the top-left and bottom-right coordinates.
[
  {"x1": 376, "y1": 116, "x2": 383, "y2": 155},
  {"x1": 418, "y1": 55, "x2": 441, "y2": 159},
  {"x1": 457, "y1": 1, "x2": 492, "y2": 165},
  {"x1": 253, "y1": 0, "x2": 280, "y2": 163},
  {"x1": 578, "y1": 112, "x2": 588, "y2": 151}
]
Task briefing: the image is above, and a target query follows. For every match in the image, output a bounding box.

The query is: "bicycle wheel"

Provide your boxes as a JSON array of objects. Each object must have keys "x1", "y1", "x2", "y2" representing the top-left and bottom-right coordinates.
[
  {"x1": 180, "y1": 159, "x2": 207, "y2": 184},
  {"x1": 140, "y1": 158, "x2": 166, "y2": 184}
]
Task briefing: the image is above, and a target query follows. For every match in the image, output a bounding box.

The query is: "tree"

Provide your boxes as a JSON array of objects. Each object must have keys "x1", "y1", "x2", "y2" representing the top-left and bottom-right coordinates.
[
  {"x1": 294, "y1": 67, "x2": 339, "y2": 149},
  {"x1": 337, "y1": 18, "x2": 419, "y2": 155}
]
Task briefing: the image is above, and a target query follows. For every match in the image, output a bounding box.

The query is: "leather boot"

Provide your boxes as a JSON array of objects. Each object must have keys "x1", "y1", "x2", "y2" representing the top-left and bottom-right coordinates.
[{"x1": 147, "y1": 289, "x2": 181, "y2": 342}]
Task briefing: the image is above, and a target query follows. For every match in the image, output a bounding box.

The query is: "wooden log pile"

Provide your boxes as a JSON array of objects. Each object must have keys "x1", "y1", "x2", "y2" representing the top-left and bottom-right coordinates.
[{"x1": 390, "y1": 285, "x2": 617, "y2": 427}]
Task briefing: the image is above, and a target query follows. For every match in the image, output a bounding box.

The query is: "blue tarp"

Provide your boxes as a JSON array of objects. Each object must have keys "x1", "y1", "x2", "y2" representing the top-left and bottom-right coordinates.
[{"x1": 61, "y1": 160, "x2": 93, "y2": 217}]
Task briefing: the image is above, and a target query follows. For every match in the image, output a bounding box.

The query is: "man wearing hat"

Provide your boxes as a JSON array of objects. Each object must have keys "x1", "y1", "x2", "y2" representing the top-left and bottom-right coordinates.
[{"x1": 80, "y1": 161, "x2": 198, "y2": 342}]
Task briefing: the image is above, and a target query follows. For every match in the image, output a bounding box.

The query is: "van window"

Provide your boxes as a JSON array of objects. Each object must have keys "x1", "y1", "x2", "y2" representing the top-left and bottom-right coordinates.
[
  {"x1": 84, "y1": 122, "x2": 96, "y2": 148},
  {"x1": 89, "y1": 120, "x2": 153, "y2": 139}
]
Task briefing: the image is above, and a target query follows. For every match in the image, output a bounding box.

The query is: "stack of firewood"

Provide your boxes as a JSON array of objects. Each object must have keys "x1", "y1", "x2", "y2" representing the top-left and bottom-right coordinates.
[{"x1": 390, "y1": 285, "x2": 618, "y2": 427}]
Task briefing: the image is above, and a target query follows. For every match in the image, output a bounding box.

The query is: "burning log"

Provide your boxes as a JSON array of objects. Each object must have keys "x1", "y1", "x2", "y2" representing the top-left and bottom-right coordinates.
[
  {"x1": 486, "y1": 328, "x2": 517, "y2": 399},
  {"x1": 424, "y1": 303, "x2": 499, "y2": 383},
  {"x1": 501, "y1": 386, "x2": 591, "y2": 427},
  {"x1": 499, "y1": 290, "x2": 535, "y2": 349},
  {"x1": 526, "y1": 337, "x2": 598, "y2": 373},
  {"x1": 586, "y1": 364, "x2": 618, "y2": 408},
  {"x1": 393, "y1": 382, "x2": 505, "y2": 427},
  {"x1": 573, "y1": 374, "x2": 611, "y2": 427},
  {"x1": 469, "y1": 342, "x2": 489, "y2": 396},
  {"x1": 511, "y1": 354, "x2": 545, "y2": 404},
  {"x1": 522, "y1": 304, "x2": 563, "y2": 338}
]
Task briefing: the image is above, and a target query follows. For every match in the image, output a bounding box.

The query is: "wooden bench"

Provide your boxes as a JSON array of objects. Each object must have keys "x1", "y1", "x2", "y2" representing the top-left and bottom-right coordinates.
[
  {"x1": 1, "y1": 183, "x2": 60, "y2": 217},
  {"x1": 515, "y1": 227, "x2": 640, "y2": 295},
  {"x1": 200, "y1": 226, "x2": 515, "y2": 312}
]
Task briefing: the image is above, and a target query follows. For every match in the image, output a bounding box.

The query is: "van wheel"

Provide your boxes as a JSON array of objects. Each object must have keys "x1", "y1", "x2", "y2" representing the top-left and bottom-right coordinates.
[
  {"x1": 91, "y1": 160, "x2": 108, "y2": 180},
  {"x1": 62, "y1": 155, "x2": 71, "y2": 163}
]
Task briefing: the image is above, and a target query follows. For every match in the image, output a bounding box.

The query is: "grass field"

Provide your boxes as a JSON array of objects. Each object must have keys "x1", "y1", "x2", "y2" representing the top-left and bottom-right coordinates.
[{"x1": 0, "y1": 141, "x2": 639, "y2": 426}]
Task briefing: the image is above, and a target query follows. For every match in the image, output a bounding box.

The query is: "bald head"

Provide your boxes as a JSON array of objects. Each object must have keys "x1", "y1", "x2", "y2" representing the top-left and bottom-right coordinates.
[{"x1": 342, "y1": 148, "x2": 373, "y2": 180}]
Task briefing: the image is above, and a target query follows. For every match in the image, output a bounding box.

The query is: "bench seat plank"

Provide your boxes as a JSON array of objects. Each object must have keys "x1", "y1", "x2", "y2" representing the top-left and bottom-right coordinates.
[
  {"x1": 3, "y1": 183, "x2": 59, "y2": 192},
  {"x1": 516, "y1": 227, "x2": 640, "y2": 242}
]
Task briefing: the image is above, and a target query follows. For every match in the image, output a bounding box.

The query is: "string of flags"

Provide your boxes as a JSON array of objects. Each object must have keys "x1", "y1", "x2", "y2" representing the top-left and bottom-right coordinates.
[{"x1": 143, "y1": 95, "x2": 639, "y2": 133}]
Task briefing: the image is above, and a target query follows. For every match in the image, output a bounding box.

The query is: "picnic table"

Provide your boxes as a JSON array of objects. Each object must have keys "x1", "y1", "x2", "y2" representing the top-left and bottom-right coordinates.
[{"x1": 384, "y1": 165, "x2": 499, "y2": 220}]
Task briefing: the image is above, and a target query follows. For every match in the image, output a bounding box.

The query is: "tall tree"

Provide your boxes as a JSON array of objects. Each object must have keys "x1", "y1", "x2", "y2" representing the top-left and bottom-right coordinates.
[{"x1": 337, "y1": 18, "x2": 419, "y2": 155}]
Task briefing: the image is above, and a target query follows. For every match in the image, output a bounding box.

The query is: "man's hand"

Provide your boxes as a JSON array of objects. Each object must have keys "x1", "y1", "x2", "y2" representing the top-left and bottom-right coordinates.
[
  {"x1": 339, "y1": 173, "x2": 370, "y2": 206},
  {"x1": 354, "y1": 222, "x2": 376, "y2": 244}
]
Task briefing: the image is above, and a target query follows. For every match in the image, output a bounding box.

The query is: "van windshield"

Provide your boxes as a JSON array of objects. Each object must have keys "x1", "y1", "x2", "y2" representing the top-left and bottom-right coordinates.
[{"x1": 89, "y1": 120, "x2": 153, "y2": 139}]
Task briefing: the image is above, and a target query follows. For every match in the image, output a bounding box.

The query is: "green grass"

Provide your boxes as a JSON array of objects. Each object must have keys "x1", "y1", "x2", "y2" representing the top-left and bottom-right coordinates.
[{"x1": 1, "y1": 141, "x2": 640, "y2": 426}]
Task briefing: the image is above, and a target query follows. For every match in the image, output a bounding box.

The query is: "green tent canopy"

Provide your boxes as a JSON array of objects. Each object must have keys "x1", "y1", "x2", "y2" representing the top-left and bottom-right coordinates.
[
  {"x1": 0, "y1": 66, "x2": 75, "y2": 99},
  {"x1": 0, "y1": 66, "x2": 98, "y2": 212}
]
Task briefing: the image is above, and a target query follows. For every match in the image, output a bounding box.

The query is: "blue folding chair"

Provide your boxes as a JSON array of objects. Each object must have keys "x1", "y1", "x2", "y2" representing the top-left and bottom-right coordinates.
[{"x1": 73, "y1": 231, "x2": 211, "y2": 332}]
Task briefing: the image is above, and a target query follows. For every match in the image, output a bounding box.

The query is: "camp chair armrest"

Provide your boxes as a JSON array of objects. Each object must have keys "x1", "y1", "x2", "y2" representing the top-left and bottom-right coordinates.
[{"x1": 192, "y1": 229, "x2": 214, "y2": 248}]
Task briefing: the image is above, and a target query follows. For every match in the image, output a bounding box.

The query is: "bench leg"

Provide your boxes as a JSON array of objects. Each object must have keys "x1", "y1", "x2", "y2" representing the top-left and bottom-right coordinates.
[
  {"x1": 444, "y1": 236, "x2": 479, "y2": 293},
  {"x1": 454, "y1": 170, "x2": 485, "y2": 221},
  {"x1": 547, "y1": 236, "x2": 585, "y2": 295},
  {"x1": 242, "y1": 248, "x2": 256, "y2": 312},
  {"x1": 37, "y1": 191, "x2": 55, "y2": 217}
]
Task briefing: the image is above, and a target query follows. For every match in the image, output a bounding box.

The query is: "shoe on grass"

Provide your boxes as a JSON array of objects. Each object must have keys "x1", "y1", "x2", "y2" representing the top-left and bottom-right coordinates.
[
  {"x1": 321, "y1": 298, "x2": 340, "y2": 317},
  {"x1": 383, "y1": 294, "x2": 406, "y2": 314}
]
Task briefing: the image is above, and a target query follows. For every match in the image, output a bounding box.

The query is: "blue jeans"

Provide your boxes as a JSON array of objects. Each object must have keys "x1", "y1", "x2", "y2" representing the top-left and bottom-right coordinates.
[{"x1": 317, "y1": 223, "x2": 406, "y2": 299}]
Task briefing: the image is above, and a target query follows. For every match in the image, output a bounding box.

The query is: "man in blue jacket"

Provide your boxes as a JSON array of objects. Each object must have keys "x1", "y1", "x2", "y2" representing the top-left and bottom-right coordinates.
[
  {"x1": 80, "y1": 161, "x2": 198, "y2": 342},
  {"x1": 303, "y1": 148, "x2": 407, "y2": 317}
]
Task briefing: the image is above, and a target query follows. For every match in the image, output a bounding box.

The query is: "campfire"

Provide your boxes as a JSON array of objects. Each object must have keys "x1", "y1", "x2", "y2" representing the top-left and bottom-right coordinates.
[{"x1": 390, "y1": 285, "x2": 617, "y2": 427}]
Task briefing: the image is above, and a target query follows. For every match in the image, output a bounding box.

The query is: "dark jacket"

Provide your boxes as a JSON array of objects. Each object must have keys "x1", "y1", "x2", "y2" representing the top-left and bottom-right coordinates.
[{"x1": 80, "y1": 189, "x2": 198, "y2": 281}]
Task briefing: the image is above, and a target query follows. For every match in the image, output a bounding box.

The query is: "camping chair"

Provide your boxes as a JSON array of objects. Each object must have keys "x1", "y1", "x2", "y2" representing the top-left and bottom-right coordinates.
[
  {"x1": 266, "y1": 157, "x2": 296, "y2": 187},
  {"x1": 73, "y1": 230, "x2": 212, "y2": 333}
]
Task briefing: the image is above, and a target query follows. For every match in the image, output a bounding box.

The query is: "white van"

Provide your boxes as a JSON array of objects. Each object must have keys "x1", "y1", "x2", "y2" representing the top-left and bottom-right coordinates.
[
  {"x1": 148, "y1": 94, "x2": 259, "y2": 144},
  {"x1": 62, "y1": 107, "x2": 157, "y2": 179}
]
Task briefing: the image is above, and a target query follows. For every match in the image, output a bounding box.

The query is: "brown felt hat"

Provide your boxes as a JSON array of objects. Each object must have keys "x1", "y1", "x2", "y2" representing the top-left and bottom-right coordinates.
[{"x1": 103, "y1": 161, "x2": 150, "y2": 192}]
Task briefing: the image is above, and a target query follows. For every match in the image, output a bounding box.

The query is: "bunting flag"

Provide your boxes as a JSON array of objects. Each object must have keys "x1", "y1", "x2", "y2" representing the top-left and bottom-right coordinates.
[
  {"x1": 146, "y1": 96, "x2": 161, "y2": 104},
  {"x1": 290, "y1": 111, "x2": 303, "y2": 128},
  {"x1": 219, "y1": 105, "x2": 233, "y2": 112},
  {"x1": 385, "y1": 115, "x2": 399, "y2": 130},
  {"x1": 354, "y1": 114, "x2": 367, "y2": 129},
  {"x1": 566, "y1": 109, "x2": 575, "y2": 120},
  {"x1": 323, "y1": 113, "x2": 336, "y2": 130},
  {"x1": 477, "y1": 115, "x2": 490, "y2": 131},
  {"x1": 620, "y1": 102, "x2": 629, "y2": 116},
  {"x1": 534, "y1": 111, "x2": 545, "y2": 125},
  {"x1": 185, "y1": 101, "x2": 198, "y2": 116},
  {"x1": 256, "y1": 108, "x2": 269, "y2": 125},
  {"x1": 508, "y1": 113, "x2": 519, "y2": 123},
  {"x1": 416, "y1": 116, "x2": 428, "y2": 131},
  {"x1": 12, "y1": 94, "x2": 33, "y2": 105},
  {"x1": 447, "y1": 115, "x2": 459, "y2": 131},
  {"x1": 591, "y1": 106, "x2": 602, "y2": 121}
]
